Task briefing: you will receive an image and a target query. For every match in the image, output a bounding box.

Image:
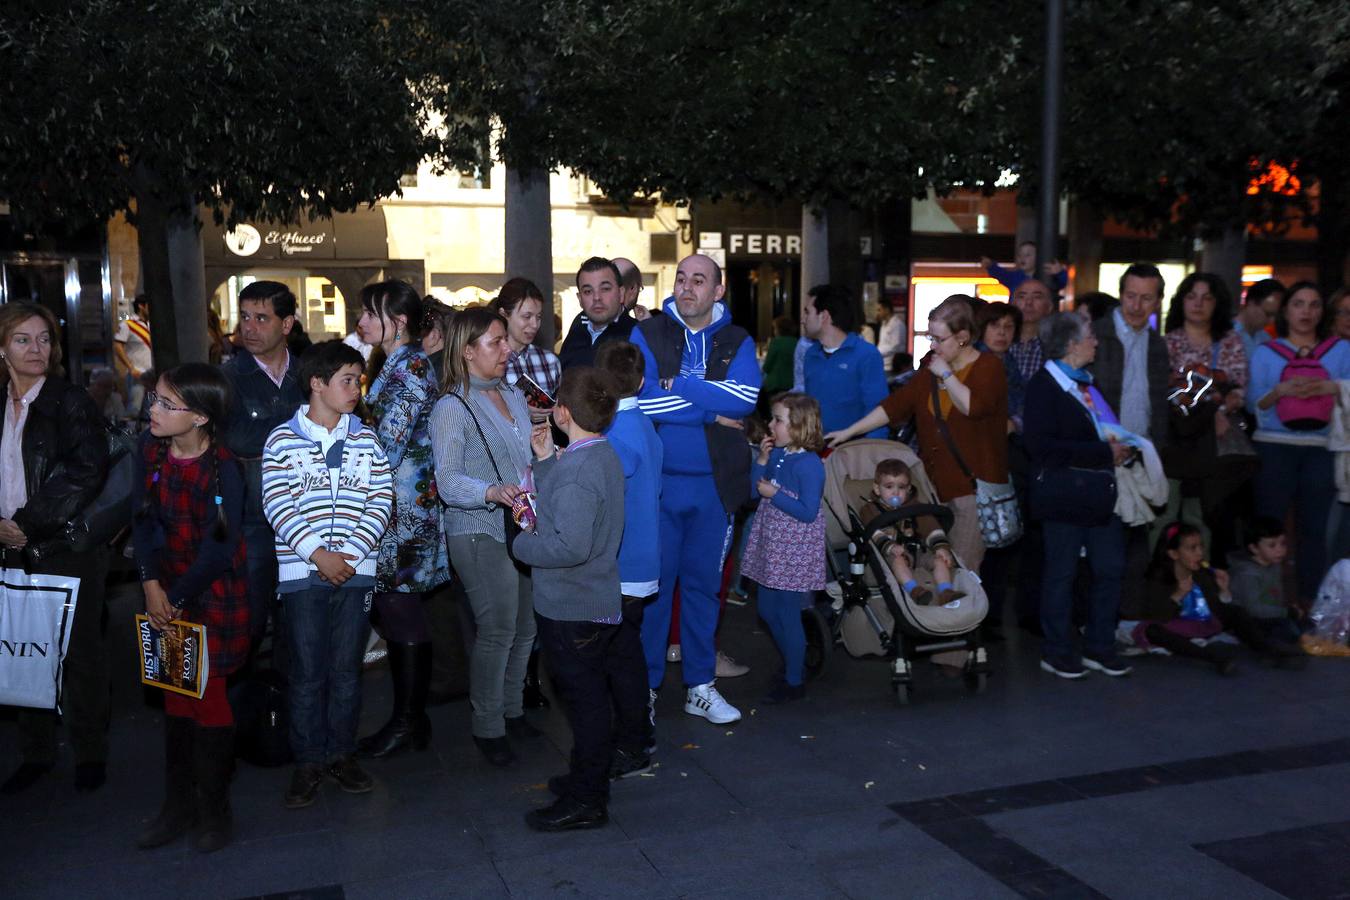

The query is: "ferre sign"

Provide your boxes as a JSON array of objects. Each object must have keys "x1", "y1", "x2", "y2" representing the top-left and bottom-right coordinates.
[{"x1": 725, "y1": 229, "x2": 802, "y2": 259}]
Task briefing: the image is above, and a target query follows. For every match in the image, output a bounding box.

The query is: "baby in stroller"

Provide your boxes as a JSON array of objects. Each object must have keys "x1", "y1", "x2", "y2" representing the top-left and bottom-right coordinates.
[{"x1": 857, "y1": 458, "x2": 964, "y2": 606}]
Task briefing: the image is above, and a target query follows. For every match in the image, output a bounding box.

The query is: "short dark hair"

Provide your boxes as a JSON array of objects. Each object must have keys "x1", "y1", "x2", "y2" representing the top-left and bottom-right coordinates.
[
  {"x1": 1118, "y1": 263, "x2": 1165, "y2": 299},
  {"x1": 593, "y1": 340, "x2": 644, "y2": 398},
  {"x1": 1275, "y1": 280, "x2": 1327, "y2": 339},
  {"x1": 1245, "y1": 278, "x2": 1285, "y2": 308},
  {"x1": 1245, "y1": 515, "x2": 1285, "y2": 547},
  {"x1": 1074, "y1": 291, "x2": 1119, "y2": 322},
  {"x1": 555, "y1": 366, "x2": 618, "y2": 433},
  {"x1": 807, "y1": 283, "x2": 856, "y2": 333},
  {"x1": 239, "y1": 280, "x2": 297, "y2": 319},
  {"x1": 576, "y1": 256, "x2": 621, "y2": 289},
  {"x1": 492, "y1": 277, "x2": 545, "y2": 316},
  {"x1": 299, "y1": 340, "x2": 364, "y2": 395},
  {"x1": 360, "y1": 279, "x2": 424, "y2": 340},
  {"x1": 976, "y1": 300, "x2": 1021, "y2": 340},
  {"x1": 874, "y1": 458, "x2": 912, "y2": 482},
  {"x1": 1164, "y1": 272, "x2": 1234, "y2": 340},
  {"x1": 133, "y1": 293, "x2": 149, "y2": 312}
]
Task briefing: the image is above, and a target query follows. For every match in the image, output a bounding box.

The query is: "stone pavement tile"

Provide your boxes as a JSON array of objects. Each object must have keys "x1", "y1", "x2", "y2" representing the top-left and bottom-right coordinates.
[
  {"x1": 1158, "y1": 749, "x2": 1276, "y2": 782},
  {"x1": 1051, "y1": 844, "x2": 1286, "y2": 900},
  {"x1": 468, "y1": 792, "x2": 624, "y2": 861},
  {"x1": 190, "y1": 829, "x2": 342, "y2": 900},
  {"x1": 827, "y1": 856, "x2": 1023, "y2": 900},
  {"x1": 1057, "y1": 764, "x2": 1190, "y2": 798},
  {"x1": 1195, "y1": 820, "x2": 1350, "y2": 900},
  {"x1": 15, "y1": 854, "x2": 187, "y2": 900},
  {"x1": 946, "y1": 779, "x2": 1086, "y2": 816},
  {"x1": 889, "y1": 796, "x2": 970, "y2": 826},
  {"x1": 329, "y1": 810, "x2": 485, "y2": 883},
  {"x1": 343, "y1": 861, "x2": 508, "y2": 900},
  {"x1": 999, "y1": 867, "x2": 1110, "y2": 900},
  {"x1": 493, "y1": 842, "x2": 661, "y2": 898},
  {"x1": 918, "y1": 818, "x2": 1058, "y2": 881},
  {"x1": 606, "y1": 765, "x2": 747, "y2": 839},
  {"x1": 637, "y1": 817, "x2": 797, "y2": 876}
]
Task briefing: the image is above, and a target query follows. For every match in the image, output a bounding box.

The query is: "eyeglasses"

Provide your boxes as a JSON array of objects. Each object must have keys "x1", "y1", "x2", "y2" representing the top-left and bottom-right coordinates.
[
  {"x1": 147, "y1": 391, "x2": 191, "y2": 413},
  {"x1": 918, "y1": 331, "x2": 956, "y2": 344}
]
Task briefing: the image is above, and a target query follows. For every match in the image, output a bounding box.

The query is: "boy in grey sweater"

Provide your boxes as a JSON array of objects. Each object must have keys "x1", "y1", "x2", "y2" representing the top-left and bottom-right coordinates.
[{"x1": 511, "y1": 367, "x2": 625, "y2": 832}]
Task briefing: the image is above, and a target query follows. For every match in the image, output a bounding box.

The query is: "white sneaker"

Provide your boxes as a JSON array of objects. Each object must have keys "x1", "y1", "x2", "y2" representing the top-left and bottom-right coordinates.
[
  {"x1": 715, "y1": 651, "x2": 749, "y2": 678},
  {"x1": 685, "y1": 681, "x2": 741, "y2": 724},
  {"x1": 666, "y1": 644, "x2": 682, "y2": 663}
]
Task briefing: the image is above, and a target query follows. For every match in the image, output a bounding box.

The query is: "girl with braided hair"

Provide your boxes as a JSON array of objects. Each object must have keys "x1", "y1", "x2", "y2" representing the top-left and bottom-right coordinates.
[{"x1": 133, "y1": 363, "x2": 249, "y2": 854}]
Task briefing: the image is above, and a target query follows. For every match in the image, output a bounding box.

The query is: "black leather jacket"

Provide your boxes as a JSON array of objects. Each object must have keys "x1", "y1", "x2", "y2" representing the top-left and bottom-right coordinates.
[{"x1": 3, "y1": 377, "x2": 109, "y2": 562}]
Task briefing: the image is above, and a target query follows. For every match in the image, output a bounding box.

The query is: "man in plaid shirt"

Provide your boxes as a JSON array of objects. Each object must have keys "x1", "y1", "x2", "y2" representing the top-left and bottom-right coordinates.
[{"x1": 1007, "y1": 278, "x2": 1055, "y2": 383}]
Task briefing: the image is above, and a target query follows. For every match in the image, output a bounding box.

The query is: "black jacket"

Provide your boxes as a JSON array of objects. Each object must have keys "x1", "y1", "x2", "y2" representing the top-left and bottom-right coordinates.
[
  {"x1": 1088, "y1": 315, "x2": 1171, "y2": 450},
  {"x1": 4, "y1": 378, "x2": 109, "y2": 558},
  {"x1": 1023, "y1": 368, "x2": 1115, "y2": 524},
  {"x1": 558, "y1": 311, "x2": 638, "y2": 371}
]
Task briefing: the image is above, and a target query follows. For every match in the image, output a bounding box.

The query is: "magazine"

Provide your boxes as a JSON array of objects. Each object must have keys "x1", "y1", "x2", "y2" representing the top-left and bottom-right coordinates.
[
  {"x1": 518, "y1": 372, "x2": 556, "y2": 411},
  {"x1": 135, "y1": 614, "x2": 209, "y2": 699}
]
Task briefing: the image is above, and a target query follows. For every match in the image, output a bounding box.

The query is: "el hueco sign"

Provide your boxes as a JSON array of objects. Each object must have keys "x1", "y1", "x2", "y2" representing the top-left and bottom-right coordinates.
[{"x1": 224, "y1": 223, "x2": 333, "y2": 259}]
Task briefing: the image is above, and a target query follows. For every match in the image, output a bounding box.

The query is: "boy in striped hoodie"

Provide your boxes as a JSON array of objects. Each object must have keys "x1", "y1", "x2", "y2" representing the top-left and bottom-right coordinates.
[{"x1": 262, "y1": 340, "x2": 394, "y2": 810}]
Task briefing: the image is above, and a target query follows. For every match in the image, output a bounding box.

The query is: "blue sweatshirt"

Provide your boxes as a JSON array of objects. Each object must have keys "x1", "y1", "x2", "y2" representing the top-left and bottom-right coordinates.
[
  {"x1": 802, "y1": 332, "x2": 889, "y2": 437},
  {"x1": 633, "y1": 298, "x2": 760, "y2": 476},
  {"x1": 750, "y1": 447, "x2": 825, "y2": 523},
  {"x1": 1246, "y1": 337, "x2": 1350, "y2": 447},
  {"x1": 605, "y1": 399, "x2": 664, "y2": 595}
]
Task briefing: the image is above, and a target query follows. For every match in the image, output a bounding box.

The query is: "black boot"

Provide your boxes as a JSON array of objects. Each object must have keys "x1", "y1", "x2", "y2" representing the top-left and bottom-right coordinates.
[
  {"x1": 192, "y1": 725, "x2": 235, "y2": 853},
  {"x1": 138, "y1": 716, "x2": 197, "y2": 849},
  {"x1": 358, "y1": 642, "x2": 432, "y2": 758},
  {"x1": 523, "y1": 648, "x2": 549, "y2": 710}
]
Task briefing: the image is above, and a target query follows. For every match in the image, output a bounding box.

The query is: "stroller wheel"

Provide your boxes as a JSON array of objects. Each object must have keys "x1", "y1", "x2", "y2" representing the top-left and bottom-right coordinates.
[
  {"x1": 964, "y1": 670, "x2": 988, "y2": 695},
  {"x1": 892, "y1": 681, "x2": 911, "y2": 706},
  {"x1": 802, "y1": 606, "x2": 831, "y2": 681}
]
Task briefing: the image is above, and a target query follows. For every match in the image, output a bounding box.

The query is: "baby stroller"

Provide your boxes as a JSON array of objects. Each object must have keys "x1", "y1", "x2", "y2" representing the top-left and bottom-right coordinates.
[{"x1": 804, "y1": 439, "x2": 990, "y2": 704}]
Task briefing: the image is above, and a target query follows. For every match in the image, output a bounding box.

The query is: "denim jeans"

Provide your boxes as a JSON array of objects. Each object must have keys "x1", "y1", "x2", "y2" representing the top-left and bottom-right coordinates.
[
  {"x1": 538, "y1": 615, "x2": 619, "y2": 806},
  {"x1": 1040, "y1": 517, "x2": 1125, "y2": 663},
  {"x1": 612, "y1": 594, "x2": 654, "y2": 755},
  {"x1": 284, "y1": 583, "x2": 370, "y2": 764},
  {"x1": 1254, "y1": 442, "x2": 1334, "y2": 601}
]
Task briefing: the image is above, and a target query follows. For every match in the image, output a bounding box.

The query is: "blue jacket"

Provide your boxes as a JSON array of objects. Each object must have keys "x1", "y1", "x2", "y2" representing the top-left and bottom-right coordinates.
[
  {"x1": 605, "y1": 400, "x2": 664, "y2": 594},
  {"x1": 802, "y1": 333, "x2": 889, "y2": 437},
  {"x1": 633, "y1": 298, "x2": 760, "y2": 487},
  {"x1": 1247, "y1": 337, "x2": 1350, "y2": 446},
  {"x1": 750, "y1": 448, "x2": 825, "y2": 523},
  {"x1": 985, "y1": 262, "x2": 1068, "y2": 292}
]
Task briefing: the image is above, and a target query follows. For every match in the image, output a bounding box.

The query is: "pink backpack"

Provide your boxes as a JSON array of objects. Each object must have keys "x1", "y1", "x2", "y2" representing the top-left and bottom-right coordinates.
[{"x1": 1266, "y1": 337, "x2": 1338, "y2": 430}]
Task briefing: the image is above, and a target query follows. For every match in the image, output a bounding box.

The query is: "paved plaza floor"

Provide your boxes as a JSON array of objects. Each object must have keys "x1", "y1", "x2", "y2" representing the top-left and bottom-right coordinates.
[{"x1": 5, "y1": 580, "x2": 1350, "y2": 899}]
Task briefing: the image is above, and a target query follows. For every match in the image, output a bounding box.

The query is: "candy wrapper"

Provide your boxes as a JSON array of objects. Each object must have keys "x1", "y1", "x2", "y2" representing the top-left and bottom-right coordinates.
[
  {"x1": 513, "y1": 468, "x2": 538, "y2": 531},
  {"x1": 518, "y1": 372, "x2": 555, "y2": 411}
]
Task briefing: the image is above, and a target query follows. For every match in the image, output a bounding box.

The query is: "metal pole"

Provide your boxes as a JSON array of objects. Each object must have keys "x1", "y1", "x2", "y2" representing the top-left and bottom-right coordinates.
[{"x1": 1036, "y1": 0, "x2": 1064, "y2": 293}]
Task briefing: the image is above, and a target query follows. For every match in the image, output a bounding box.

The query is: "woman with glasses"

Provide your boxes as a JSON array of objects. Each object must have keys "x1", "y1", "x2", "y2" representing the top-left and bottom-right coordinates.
[
  {"x1": 825, "y1": 295, "x2": 1008, "y2": 575},
  {"x1": 1160, "y1": 272, "x2": 1253, "y2": 567}
]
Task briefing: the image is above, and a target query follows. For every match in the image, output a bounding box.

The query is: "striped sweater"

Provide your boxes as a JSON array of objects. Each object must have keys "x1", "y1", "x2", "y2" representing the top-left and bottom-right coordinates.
[{"x1": 262, "y1": 409, "x2": 394, "y2": 584}]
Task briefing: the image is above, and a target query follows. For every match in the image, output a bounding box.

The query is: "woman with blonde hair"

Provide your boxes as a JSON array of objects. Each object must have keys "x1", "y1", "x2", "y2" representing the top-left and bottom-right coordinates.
[{"x1": 429, "y1": 307, "x2": 539, "y2": 766}]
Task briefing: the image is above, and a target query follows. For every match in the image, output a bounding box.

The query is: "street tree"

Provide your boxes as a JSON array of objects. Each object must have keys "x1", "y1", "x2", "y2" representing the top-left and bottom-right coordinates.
[{"x1": 0, "y1": 0, "x2": 435, "y2": 366}]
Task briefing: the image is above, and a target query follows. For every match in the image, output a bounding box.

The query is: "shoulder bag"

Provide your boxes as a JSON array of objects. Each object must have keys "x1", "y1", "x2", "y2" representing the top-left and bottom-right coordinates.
[
  {"x1": 929, "y1": 374, "x2": 1022, "y2": 549},
  {"x1": 445, "y1": 391, "x2": 526, "y2": 553}
]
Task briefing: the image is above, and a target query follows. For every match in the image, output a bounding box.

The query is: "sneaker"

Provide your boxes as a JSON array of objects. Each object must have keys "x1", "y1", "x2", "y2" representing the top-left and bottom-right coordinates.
[
  {"x1": 715, "y1": 651, "x2": 749, "y2": 678},
  {"x1": 285, "y1": 763, "x2": 325, "y2": 809},
  {"x1": 725, "y1": 589, "x2": 750, "y2": 608},
  {"x1": 609, "y1": 748, "x2": 653, "y2": 780},
  {"x1": 328, "y1": 755, "x2": 374, "y2": 793},
  {"x1": 666, "y1": 644, "x2": 682, "y2": 663},
  {"x1": 685, "y1": 682, "x2": 741, "y2": 724},
  {"x1": 1082, "y1": 652, "x2": 1133, "y2": 677},
  {"x1": 760, "y1": 680, "x2": 806, "y2": 705},
  {"x1": 1040, "y1": 657, "x2": 1088, "y2": 680}
]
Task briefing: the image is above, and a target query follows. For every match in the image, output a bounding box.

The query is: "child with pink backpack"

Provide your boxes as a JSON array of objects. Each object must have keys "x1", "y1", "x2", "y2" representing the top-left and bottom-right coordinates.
[{"x1": 1247, "y1": 281, "x2": 1350, "y2": 602}]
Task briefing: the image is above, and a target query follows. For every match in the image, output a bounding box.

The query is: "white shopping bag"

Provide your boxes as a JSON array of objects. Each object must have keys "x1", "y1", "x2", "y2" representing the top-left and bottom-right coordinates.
[{"x1": 0, "y1": 567, "x2": 81, "y2": 710}]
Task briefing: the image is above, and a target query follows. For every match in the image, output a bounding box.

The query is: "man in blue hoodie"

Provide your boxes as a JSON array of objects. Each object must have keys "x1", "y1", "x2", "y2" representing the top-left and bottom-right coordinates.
[
  {"x1": 631, "y1": 254, "x2": 760, "y2": 726},
  {"x1": 801, "y1": 283, "x2": 889, "y2": 438}
]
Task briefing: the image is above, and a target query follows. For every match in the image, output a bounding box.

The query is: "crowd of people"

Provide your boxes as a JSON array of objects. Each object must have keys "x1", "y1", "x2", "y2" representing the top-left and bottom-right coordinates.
[{"x1": 1, "y1": 249, "x2": 1345, "y2": 852}]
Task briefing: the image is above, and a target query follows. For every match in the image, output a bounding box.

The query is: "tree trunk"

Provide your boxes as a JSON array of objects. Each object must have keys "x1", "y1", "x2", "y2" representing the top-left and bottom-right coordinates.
[
  {"x1": 800, "y1": 203, "x2": 829, "y2": 307},
  {"x1": 166, "y1": 202, "x2": 209, "y2": 365},
  {"x1": 1069, "y1": 199, "x2": 1103, "y2": 298},
  {"x1": 826, "y1": 198, "x2": 863, "y2": 326},
  {"x1": 132, "y1": 165, "x2": 210, "y2": 370},
  {"x1": 132, "y1": 182, "x2": 181, "y2": 373},
  {"x1": 1200, "y1": 225, "x2": 1246, "y2": 301},
  {"x1": 505, "y1": 165, "x2": 555, "y2": 346}
]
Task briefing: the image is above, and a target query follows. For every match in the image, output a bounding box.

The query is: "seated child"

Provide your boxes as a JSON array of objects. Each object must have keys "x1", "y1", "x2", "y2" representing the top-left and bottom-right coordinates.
[
  {"x1": 1228, "y1": 516, "x2": 1303, "y2": 644},
  {"x1": 1134, "y1": 522, "x2": 1306, "y2": 675},
  {"x1": 857, "y1": 458, "x2": 963, "y2": 606}
]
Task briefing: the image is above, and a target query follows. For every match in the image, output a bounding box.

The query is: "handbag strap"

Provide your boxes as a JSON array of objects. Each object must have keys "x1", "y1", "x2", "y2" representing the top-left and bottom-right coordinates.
[
  {"x1": 929, "y1": 373, "x2": 977, "y2": 487},
  {"x1": 445, "y1": 390, "x2": 507, "y2": 484}
]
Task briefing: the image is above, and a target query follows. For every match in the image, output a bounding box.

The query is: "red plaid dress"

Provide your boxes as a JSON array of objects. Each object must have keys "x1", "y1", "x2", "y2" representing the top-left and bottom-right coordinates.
[{"x1": 143, "y1": 443, "x2": 251, "y2": 676}]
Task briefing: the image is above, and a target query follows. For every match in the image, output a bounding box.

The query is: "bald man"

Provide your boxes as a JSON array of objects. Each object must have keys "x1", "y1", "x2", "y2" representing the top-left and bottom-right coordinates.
[
  {"x1": 613, "y1": 257, "x2": 651, "y2": 321},
  {"x1": 631, "y1": 254, "x2": 761, "y2": 726}
]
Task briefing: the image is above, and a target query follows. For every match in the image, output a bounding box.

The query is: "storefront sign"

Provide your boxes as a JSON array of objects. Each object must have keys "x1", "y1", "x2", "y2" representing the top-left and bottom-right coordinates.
[
  {"x1": 222, "y1": 222, "x2": 335, "y2": 259},
  {"x1": 726, "y1": 229, "x2": 802, "y2": 259}
]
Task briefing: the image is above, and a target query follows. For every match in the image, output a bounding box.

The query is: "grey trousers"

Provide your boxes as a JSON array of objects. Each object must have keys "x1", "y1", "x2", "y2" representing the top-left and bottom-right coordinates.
[{"x1": 446, "y1": 533, "x2": 534, "y2": 739}]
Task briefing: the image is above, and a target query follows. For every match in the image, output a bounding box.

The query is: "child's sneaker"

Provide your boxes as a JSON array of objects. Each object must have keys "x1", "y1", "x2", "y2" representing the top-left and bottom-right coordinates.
[
  {"x1": 715, "y1": 651, "x2": 749, "y2": 678},
  {"x1": 685, "y1": 682, "x2": 741, "y2": 724}
]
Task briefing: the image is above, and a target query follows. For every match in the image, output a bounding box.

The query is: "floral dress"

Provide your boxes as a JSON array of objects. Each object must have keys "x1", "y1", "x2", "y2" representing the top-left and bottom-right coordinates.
[{"x1": 368, "y1": 343, "x2": 449, "y2": 593}]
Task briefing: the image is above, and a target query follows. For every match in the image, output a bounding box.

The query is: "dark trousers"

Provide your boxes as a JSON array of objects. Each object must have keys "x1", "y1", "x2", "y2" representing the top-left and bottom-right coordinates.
[
  {"x1": 612, "y1": 594, "x2": 654, "y2": 755},
  {"x1": 426, "y1": 580, "x2": 470, "y2": 695},
  {"x1": 284, "y1": 583, "x2": 369, "y2": 765},
  {"x1": 15, "y1": 547, "x2": 111, "y2": 766},
  {"x1": 243, "y1": 515, "x2": 279, "y2": 645},
  {"x1": 1041, "y1": 517, "x2": 1125, "y2": 662},
  {"x1": 1254, "y1": 442, "x2": 1335, "y2": 601},
  {"x1": 537, "y1": 615, "x2": 619, "y2": 806},
  {"x1": 1145, "y1": 602, "x2": 1278, "y2": 660}
]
